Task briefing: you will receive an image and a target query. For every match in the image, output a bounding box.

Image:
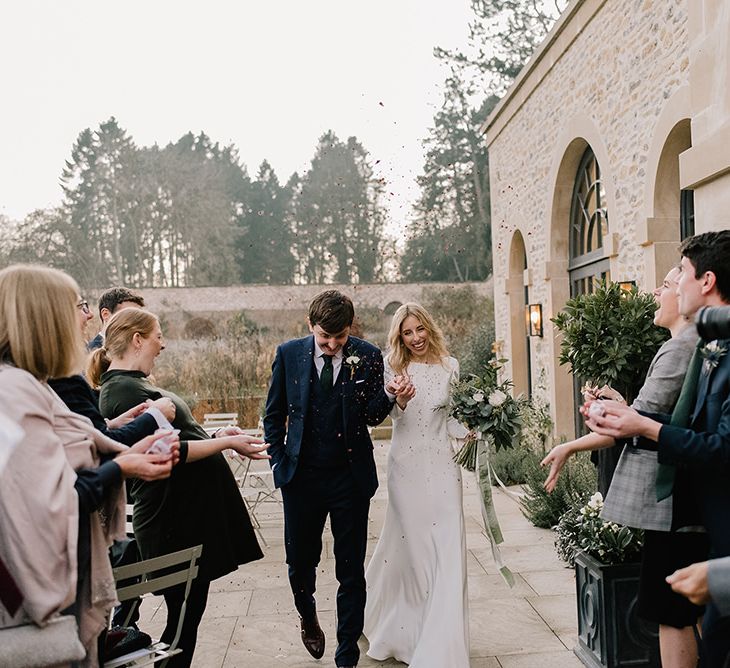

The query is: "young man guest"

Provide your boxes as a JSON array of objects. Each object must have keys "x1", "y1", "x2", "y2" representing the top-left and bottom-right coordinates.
[
  {"x1": 88, "y1": 287, "x2": 145, "y2": 350},
  {"x1": 264, "y1": 290, "x2": 405, "y2": 668},
  {"x1": 587, "y1": 230, "x2": 730, "y2": 667}
]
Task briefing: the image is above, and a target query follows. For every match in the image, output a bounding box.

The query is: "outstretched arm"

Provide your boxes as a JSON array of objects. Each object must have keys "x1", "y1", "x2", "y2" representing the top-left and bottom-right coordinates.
[{"x1": 541, "y1": 432, "x2": 615, "y2": 492}]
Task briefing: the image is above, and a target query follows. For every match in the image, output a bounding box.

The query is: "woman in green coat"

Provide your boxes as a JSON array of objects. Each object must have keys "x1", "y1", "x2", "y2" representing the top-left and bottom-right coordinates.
[{"x1": 88, "y1": 308, "x2": 269, "y2": 668}]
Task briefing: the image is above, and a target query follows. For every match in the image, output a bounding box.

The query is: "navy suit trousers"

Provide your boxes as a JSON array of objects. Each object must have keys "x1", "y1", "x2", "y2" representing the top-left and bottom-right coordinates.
[{"x1": 282, "y1": 465, "x2": 370, "y2": 667}]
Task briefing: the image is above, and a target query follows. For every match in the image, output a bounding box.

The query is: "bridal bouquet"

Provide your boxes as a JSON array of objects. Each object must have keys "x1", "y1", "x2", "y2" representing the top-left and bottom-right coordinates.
[
  {"x1": 446, "y1": 357, "x2": 522, "y2": 471},
  {"x1": 440, "y1": 357, "x2": 523, "y2": 586}
]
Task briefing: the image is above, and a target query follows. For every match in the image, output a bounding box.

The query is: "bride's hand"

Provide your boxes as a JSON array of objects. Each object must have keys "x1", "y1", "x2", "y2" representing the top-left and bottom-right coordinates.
[
  {"x1": 395, "y1": 380, "x2": 416, "y2": 410},
  {"x1": 386, "y1": 374, "x2": 408, "y2": 395}
]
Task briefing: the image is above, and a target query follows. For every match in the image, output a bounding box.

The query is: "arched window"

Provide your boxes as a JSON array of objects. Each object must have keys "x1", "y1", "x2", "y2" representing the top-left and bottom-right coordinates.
[
  {"x1": 569, "y1": 147, "x2": 610, "y2": 295},
  {"x1": 569, "y1": 147, "x2": 610, "y2": 436},
  {"x1": 383, "y1": 301, "x2": 402, "y2": 316}
]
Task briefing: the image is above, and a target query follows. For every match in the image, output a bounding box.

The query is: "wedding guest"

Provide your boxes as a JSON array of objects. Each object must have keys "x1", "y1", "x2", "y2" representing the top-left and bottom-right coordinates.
[
  {"x1": 87, "y1": 287, "x2": 145, "y2": 351},
  {"x1": 586, "y1": 230, "x2": 730, "y2": 667},
  {"x1": 0, "y1": 264, "x2": 176, "y2": 667},
  {"x1": 364, "y1": 303, "x2": 470, "y2": 667},
  {"x1": 541, "y1": 266, "x2": 707, "y2": 667},
  {"x1": 88, "y1": 307, "x2": 269, "y2": 668}
]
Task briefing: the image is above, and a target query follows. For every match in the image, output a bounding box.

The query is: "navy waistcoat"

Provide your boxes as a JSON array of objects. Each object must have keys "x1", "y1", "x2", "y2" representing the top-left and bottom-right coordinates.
[{"x1": 300, "y1": 359, "x2": 347, "y2": 469}]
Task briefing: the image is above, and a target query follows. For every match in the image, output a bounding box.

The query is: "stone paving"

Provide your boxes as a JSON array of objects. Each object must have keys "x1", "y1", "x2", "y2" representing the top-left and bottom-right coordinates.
[{"x1": 136, "y1": 441, "x2": 583, "y2": 667}]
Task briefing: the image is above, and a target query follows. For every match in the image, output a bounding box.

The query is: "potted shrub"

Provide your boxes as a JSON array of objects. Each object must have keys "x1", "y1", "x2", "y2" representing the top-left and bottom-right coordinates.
[
  {"x1": 555, "y1": 494, "x2": 659, "y2": 668},
  {"x1": 551, "y1": 281, "x2": 668, "y2": 494}
]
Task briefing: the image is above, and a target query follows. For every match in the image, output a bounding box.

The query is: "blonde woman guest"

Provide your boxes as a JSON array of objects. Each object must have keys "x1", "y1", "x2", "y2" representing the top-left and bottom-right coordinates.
[
  {"x1": 88, "y1": 308, "x2": 269, "y2": 668},
  {"x1": 364, "y1": 303, "x2": 470, "y2": 668},
  {"x1": 0, "y1": 264, "x2": 176, "y2": 667},
  {"x1": 541, "y1": 267, "x2": 708, "y2": 668}
]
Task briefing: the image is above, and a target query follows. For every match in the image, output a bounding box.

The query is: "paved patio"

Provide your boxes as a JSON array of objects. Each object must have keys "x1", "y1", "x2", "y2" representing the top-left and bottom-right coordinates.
[{"x1": 137, "y1": 441, "x2": 583, "y2": 667}]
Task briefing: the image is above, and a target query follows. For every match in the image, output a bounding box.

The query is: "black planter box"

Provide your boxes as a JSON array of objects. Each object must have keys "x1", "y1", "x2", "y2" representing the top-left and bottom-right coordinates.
[{"x1": 574, "y1": 550, "x2": 660, "y2": 668}]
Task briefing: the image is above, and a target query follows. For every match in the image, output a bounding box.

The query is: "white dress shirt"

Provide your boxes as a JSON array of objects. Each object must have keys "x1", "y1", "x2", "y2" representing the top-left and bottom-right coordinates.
[{"x1": 313, "y1": 339, "x2": 344, "y2": 385}]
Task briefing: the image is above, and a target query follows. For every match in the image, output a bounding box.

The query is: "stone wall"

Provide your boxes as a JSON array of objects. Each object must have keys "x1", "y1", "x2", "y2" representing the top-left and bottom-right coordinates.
[
  {"x1": 125, "y1": 281, "x2": 492, "y2": 314},
  {"x1": 484, "y1": 0, "x2": 690, "y2": 437},
  {"x1": 87, "y1": 280, "x2": 493, "y2": 337}
]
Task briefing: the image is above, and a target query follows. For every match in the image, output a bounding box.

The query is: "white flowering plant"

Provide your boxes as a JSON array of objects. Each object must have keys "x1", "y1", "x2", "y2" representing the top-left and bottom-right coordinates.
[
  {"x1": 554, "y1": 492, "x2": 644, "y2": 566},
  {"x1": 443, "y1": 357, "x2": 522, "y2": 471}
]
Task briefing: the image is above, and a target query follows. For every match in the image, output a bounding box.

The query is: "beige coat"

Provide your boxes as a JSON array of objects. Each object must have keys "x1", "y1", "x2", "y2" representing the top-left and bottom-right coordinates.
[{"x1": 0, "y1": 365, "x2": 127, "y2": 667}]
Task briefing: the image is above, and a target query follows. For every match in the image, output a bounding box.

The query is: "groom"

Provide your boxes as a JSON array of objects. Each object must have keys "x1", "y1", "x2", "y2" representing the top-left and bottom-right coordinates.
[{"x1": 264, "y1": 290, "x2": 394, "y2": 668}]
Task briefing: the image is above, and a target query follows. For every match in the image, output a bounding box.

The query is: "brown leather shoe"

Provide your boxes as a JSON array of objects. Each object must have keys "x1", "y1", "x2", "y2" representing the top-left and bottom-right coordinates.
[{"x1": 300, "y1": 613, "x2": 325, "y2": 659}]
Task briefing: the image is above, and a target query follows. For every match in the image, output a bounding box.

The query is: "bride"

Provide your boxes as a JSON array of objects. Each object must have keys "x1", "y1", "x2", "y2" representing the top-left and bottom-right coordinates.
[{"x1": 364, "y1": 303, "x2": 469, "y2": 667}]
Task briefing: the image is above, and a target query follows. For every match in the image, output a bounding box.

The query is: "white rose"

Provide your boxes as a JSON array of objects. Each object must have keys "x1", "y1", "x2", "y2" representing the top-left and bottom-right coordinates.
[
  {"x1": 346, "y1": 355, "x2": 360, "y2": 365},
  {"x1": 588, "y1": 492, "x2": 603, "y2": 510},
  {"x1": 473, "y1": 391, "x2": 485, "y2": 403},
  {"x1": 488, "y1": 390, "x2": 507, "y2": 406}
]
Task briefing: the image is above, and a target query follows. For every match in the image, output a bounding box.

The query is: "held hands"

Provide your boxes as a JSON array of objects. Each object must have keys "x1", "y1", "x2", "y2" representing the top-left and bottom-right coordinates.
[
  {"x1": 386, "y1": 374, "x2": 416, "y2": 410},
  {"x1": 115, "y1": 431, "x2": 180, "y2": 480},
  {"x1": 666, "y1": 561, "x2": 711, "y2": 605},
  {"x1": 540, "y1": 443, "x2": 572, "y2": 493}
]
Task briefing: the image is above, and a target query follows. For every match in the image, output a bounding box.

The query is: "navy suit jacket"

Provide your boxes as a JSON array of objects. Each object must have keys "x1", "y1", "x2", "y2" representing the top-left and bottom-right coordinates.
[
  {"x1": 657, "y1": 339, "x2": 730, "y2": 556},
  {"x1": 263, "y1": 335, "x2": 393, "y2": 497}
]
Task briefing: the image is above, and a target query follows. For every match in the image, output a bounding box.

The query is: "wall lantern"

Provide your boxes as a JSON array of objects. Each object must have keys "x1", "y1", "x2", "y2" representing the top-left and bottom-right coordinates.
[
  {"x1": 618, "y1": 280, "x2": 637, "y2": 293},
  {"x1": 525, "y1": 303, "x2": 543, "y2": 337}
]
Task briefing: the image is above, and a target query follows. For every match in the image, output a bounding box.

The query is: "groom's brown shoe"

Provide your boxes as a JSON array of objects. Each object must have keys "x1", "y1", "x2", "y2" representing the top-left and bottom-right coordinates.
[{"x1": 300, "y1": 614, "x2": 325, "y2": 659}]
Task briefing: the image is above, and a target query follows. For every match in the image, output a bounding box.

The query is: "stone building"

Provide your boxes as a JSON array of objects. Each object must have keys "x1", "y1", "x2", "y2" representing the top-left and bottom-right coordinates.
[{"x1": 483, "y1": 0, "x2": 730, "y2": 438}]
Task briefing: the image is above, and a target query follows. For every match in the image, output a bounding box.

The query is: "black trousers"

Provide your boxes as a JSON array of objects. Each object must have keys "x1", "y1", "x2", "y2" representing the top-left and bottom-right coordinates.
[
  {"x1": 110, "y1": 538, "x2": 142, "y2": 628},
  {"x1": 159, "y1": 577, "x2": 211, "y2": 668},
  {"x1": 282, "y1": 465, "x2": 370, "y2": 668}
]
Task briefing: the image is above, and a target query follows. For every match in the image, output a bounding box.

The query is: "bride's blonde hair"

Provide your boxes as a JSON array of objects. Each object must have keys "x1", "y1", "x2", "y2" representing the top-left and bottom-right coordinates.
[{"x1": 386, "y1": 303, "x2": 448, "y2": 376}]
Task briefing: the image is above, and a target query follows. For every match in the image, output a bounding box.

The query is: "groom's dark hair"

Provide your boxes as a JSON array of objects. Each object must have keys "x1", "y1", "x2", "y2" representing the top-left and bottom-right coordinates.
[{"x1": 308, "y1": 290, "x2": 354, "y2": 334}]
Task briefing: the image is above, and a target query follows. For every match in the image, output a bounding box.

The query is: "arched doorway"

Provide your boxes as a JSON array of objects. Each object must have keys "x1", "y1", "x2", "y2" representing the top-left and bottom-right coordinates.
[
  {"x1": 647, "y1": 118, "x2": 693, "y2": 284},
  {"x1": 545, "y1": 118, "x2": 617, "y2": 440},
  {"x1": 641, "y1": 87, "x2": 693, "y2": 288},
  {"x1": 508, "y1": 231, "x2": 530, "y2": 398},
  {"x1": 568, "y1": 146, "x2": 610, "y2": 440}
]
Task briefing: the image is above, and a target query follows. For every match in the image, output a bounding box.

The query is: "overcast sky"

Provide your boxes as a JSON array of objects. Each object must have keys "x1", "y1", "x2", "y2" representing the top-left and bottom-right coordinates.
[{"x1": 0, "y1": 0, "x2": 474, "y2": 238}]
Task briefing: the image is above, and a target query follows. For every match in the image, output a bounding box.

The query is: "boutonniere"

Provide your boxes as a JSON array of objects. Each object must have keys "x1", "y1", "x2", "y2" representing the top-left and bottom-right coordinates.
[
  {"x1": 344, "y1": 348, "x2": 362, "y2": 379},
  {"x1": 701, "y1": 340, "x2": 728, "y2": 373}
]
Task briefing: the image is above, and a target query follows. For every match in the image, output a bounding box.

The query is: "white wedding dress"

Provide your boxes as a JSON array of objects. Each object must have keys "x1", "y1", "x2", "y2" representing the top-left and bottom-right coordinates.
[{"x1": 364, "y1": 356, "x2": 470, "y2": 667}]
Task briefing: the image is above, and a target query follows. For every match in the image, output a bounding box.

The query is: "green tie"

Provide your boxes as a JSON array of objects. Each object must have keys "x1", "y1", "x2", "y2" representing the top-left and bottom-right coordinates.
[
  {"x1": 655, "y1": 342, "x2": 703, "y2": 501},
  {"x1": 320, "y1": 354, "x2": 333, "y2": 393}
]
